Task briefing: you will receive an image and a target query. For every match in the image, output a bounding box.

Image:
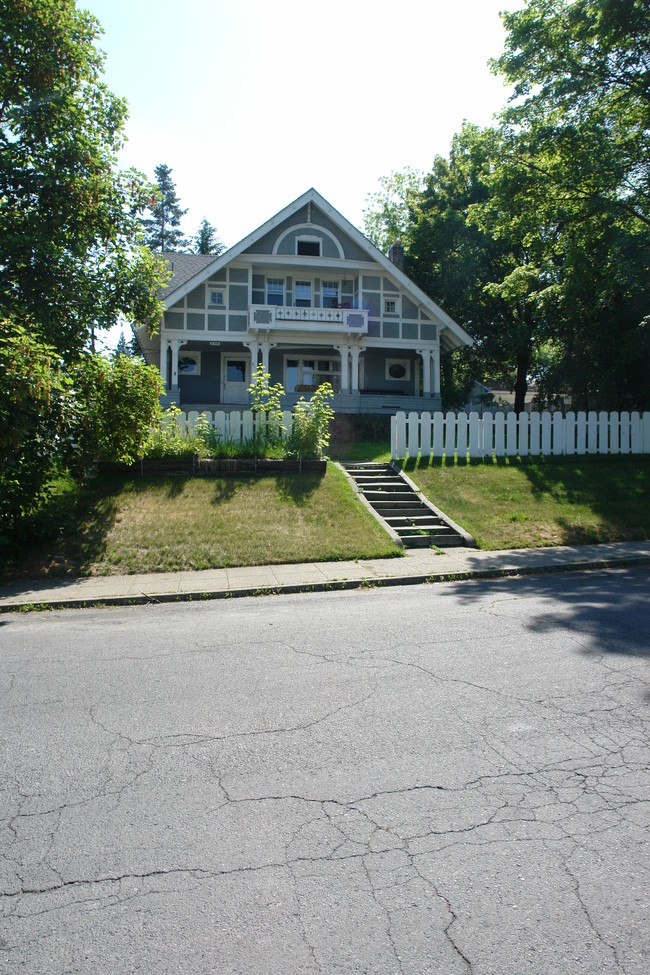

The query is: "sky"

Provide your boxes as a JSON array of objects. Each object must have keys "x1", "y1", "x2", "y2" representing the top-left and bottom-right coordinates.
[{"x1": 81, "y1": 0, "x2": 525, "y2": 250}]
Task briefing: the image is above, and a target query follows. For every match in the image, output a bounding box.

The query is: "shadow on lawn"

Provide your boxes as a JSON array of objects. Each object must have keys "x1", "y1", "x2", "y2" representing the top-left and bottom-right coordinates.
[{"x1": 10, "y1": 475, "x2": 123, "y2": 578}]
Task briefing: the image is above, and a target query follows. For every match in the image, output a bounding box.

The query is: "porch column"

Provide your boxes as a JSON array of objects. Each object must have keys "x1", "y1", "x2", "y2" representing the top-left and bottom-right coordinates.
[
  {"x1": 336, "y1": 345, "x2": 350, "y2": 393},
  {"x1": 418, "y1": 348, "x2": 432, "y2": 396},
  {"x1": 244, "y1": 339, "x2": 260, "y2": 371},
  {"x1": 170, "y1": 339, "x2": 187, "y2": 390},
  {"x1": 260, "y1": 340, "x2": 270, "y2": 373},
  {"x1": 159, "y1": 340, "x2": 168, "y2": 391},
  {"x1": 350, "y1": 345, "x2": 362, "y2": 392},
  {"x1": 432, "y1": 343, "x2": 441, "y2": 396}
]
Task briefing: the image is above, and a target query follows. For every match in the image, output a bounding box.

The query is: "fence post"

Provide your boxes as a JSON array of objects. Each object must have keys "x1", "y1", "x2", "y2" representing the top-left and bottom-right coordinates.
[{"x1": 394, "y1": 412, "x2": 407, "y2": 458}]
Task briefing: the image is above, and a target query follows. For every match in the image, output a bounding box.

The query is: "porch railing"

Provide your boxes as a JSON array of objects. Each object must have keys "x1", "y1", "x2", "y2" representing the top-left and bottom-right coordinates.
[{"x1": 250, "y1": 305, "x2": 368, "y2": 333}]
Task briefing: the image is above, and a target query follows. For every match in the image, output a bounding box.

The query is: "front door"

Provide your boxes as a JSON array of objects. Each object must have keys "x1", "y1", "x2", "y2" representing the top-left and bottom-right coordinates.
[{"x1": 222, "y1": 355, "x2": 250, "y2": 405}]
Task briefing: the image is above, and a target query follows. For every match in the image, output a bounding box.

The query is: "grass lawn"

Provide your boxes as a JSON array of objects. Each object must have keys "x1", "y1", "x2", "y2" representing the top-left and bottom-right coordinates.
[
  {"x1": 398, "y1": 454, "x2": 650, "y2": 550},
  {"x1": 8, "y1": 463, "x2": 401, "y2": 578}
]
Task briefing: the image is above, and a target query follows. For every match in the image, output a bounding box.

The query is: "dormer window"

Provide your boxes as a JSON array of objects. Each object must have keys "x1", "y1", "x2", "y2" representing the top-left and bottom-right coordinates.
[{"x1": 296, "y1": 236, "x2": 321, "y2": 257}]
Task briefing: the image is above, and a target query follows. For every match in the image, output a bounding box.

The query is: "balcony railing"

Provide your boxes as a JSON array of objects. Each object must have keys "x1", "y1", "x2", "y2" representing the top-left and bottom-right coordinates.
[{"x1": 250, "y1": 305, "x2": 368, "y2": 333}]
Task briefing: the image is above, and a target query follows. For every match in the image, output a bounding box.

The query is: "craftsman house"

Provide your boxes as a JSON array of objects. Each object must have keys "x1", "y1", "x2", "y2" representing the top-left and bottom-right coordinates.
[{"x1": 134, "y1": 188, "x2": 472, "y2": 414}]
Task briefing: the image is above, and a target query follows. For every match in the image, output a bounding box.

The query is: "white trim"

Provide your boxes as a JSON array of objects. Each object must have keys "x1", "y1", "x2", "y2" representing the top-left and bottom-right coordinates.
[{"x1": 272, "y1": 224, "x2": 345, "y2": 260}]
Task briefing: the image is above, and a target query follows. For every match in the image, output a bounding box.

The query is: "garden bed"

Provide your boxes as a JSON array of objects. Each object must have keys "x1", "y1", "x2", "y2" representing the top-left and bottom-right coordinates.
[{"x1": 96, "y1": 457, "x2": 327, "y2": 477}]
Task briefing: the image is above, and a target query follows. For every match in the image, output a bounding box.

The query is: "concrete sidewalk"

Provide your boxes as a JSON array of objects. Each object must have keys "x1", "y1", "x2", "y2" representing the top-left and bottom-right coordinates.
[{"x1": 1, "y1": 540, "x2": 649, "y2": 612}]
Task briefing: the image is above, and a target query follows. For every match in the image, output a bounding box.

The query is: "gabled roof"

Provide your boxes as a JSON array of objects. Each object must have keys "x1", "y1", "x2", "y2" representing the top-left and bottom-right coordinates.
[
  {"x1": 160, "y1": 188, "x2": 472, "y2": 350},
  {"x1": 155, "y1": 252, "x2": 215, "y2": 295}
]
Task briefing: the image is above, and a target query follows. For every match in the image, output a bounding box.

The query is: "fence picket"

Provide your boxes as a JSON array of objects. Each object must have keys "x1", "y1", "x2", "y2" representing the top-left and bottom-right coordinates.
[
  {"x1": 483, "y1": 413, "x2": 494, "y2": 458},
  {"x1": 609, "y1": 412, "x2": 619, "y2": 455},
  {"x1": 407, "y1": 411, "x2": 420, "y2": 459},
  {"x1": 420, "y1": 412, "x2": 432, "y2": 456},
  {"x1": 643, "y1": 412, "x2": 650, "y2": 453},
  {"x1": 598, "y1": 411, "x2": 609, "y2": 454},
  {"x1": 506, "y1": 413, "x2": 518, "y2": 457},
  {"x1": 518, "y1": 413, "x2": 529, "y2": 457},
  {"x1": 469, "y1": 412, "x2": 481, "y2": 459},
  {"x1": 433, "y1": 411, "x2": 444, "y2": 457},
  {"x1": 494, "y1": 412, "x2": 505, "y2": 457},
  {"x1": 529, "y1": 413, "x2": 540, "y2": 456},
  {"x1": 631, "y1": 412, "x2": 642, "y2": 454},
  {"x1": 456, "y1": 412, "x2": 468, "y2": 459},
  {"x1": 553, "y1": 411, "x2": 565, "y2": 455},
  {"x1": 282, "y1": 410, "x2": 293, "y2": 438},
  {"x1": 576, "y1": 412, "x2": 586, "y2": 454},
  {"x1": 242, "y1": 410, "x2": 254, "y2": 442},
  {"x1": 444, "y1": 412, "x2": 456, "y2": 457},
  {"x1": 620, "y1": 412, "x2": 630, "y2": 454},
  {"x1": 565, "y1": 411, "x2": 576, "y2": 455},
  {"x1": 395, "y1": 412, "x2": 407, "y2": 458},
  {"x1": 587, "y1": 411, "x2": 598, "y2": 454},
  {"x1": 541, "y1": 412, "x2": 552, "y2": 455}
]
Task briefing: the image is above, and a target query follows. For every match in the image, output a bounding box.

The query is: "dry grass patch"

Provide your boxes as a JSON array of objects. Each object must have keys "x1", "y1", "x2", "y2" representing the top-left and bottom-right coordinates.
[
  {"x1": 399, "y1": 455, "x2": 650, "y2": 550},
  {"x1": 11, "y1": 464, "x2": 400, "y2": 577}
]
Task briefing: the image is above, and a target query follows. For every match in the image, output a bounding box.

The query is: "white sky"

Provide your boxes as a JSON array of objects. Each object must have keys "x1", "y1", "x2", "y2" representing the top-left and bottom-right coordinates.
[{"x1": 82, "y1": 0, "x2": 524, "y2": 250}]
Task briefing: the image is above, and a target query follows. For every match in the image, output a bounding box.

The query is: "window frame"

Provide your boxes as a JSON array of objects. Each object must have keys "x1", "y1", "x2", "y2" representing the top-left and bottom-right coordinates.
[
  {"x1": 295, "y1": 235, "x2": 322, "y2": 257},
  {"x1": 385, "y1": 358, "x2": 411, "y2": 381}
]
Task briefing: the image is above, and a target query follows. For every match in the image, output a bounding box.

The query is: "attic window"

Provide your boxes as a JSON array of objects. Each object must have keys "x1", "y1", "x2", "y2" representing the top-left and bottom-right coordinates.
[
  {"x1": 209, "y1": 289, "x2": 224, "y2": 306},
  {"x1": 296, "y1": 237, "x2": 321, "y2": 257}
]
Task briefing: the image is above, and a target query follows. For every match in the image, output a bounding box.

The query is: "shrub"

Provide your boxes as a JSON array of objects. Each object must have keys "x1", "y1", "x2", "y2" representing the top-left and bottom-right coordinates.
[{"x1": 285, "y1": 383, "x2": 335, "y2": 459}]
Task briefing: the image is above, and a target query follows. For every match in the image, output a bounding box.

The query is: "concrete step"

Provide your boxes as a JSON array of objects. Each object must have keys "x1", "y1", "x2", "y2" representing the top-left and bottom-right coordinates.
[
  {"x1": 403, "y1": 534, "x2": 464, "y2": 548},
  {"x1": 363, "y1": 490, "x2": 416, "y2": 502}
]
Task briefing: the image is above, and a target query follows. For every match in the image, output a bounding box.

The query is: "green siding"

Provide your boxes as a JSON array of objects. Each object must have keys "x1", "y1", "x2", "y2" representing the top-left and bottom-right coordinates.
[
  {"x1": 208, "y1": 314, "x2": 226, "y2": 331},
  {"x1": 229, "y1": 267, "x2": 249, "y2": 283},
  {"x1": 229, "y1": 285, "x2": 249, "y2": 311},
  {"x1": 187, "y1": 313, "x2": 205, "y2": 331},
  {"x1": 164, "y1": 312, "x2": 184, "y2": 330},
  {"x1": 187, "y1": 285, "x2": 205, "y2": 309},
  {"x1": 228, "y1": 315, "x2": 247, "y2": 332}
]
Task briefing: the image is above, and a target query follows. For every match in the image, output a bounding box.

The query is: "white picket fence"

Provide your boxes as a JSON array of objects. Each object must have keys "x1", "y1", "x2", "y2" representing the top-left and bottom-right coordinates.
[
  {"x1": 168, "y1": 409, "x2": 293, "y2": 443},
  {"x1": 391, "y1": 410, "x2": 650, "y2": 460}
]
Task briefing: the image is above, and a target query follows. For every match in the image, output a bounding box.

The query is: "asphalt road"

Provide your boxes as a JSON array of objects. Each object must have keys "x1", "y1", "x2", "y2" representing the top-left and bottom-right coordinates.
[{"x1": 1, "y1": 568, "x2": 649, "y2": 975}]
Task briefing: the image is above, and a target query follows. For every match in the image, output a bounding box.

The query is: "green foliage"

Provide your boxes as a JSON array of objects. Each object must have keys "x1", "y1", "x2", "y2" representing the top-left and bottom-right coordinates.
[
  {"x1": 193, "y1": 217, "x2": 225, "y2": 255},
  {"x1": 0, "y1": 323, "x2": 75, "y2": 543},
  {"x1": 248, "y1": 363, "x2": 285, "y2": 442},
  {"x1": 69, "y1": 354, "x2": 163, "y2": 467},
  {"x1": 142, "y1": 163, "x2": 188, "y2": 252},
  {"x1": 0, "y1": 0, "x2": 165, "y2": 356},
  {"x1": 286, "y1": 383, "x2": 335, "y2": 460},
  {"x1": 363, "y1": 168, "x2": 426, "y2": 252}
]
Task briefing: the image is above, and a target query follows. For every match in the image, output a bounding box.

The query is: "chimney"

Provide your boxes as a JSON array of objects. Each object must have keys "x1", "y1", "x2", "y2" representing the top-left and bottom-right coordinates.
[{"x1": 388, "y1": 239, "x2": 404, "y2": 271}]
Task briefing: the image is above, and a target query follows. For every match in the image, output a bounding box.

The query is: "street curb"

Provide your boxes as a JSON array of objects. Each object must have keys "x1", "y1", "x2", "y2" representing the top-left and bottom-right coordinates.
[{"x1": 2, "y1": 555, "x2": 649, "y2": 614}]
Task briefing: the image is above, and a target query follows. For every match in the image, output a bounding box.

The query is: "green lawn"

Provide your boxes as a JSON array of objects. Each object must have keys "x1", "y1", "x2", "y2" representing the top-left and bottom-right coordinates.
[
  {"x1": 8, "y1": 464, "x2": 401, "y2": 578},
  {"x1": 398, "y1": 454, "x2": 650, "y2": 550}
]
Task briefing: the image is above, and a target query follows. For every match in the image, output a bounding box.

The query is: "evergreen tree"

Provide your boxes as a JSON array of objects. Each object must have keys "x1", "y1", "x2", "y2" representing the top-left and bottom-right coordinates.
[
  {"x1": 142, "y1": 163, "x2": 188, "y2": 252},
  {"x1": 194, "y1": 217, "x2": 225, "y2": 255},
  {"x1": 112, "y1": 328, "x2": 131, "y2": 359}
]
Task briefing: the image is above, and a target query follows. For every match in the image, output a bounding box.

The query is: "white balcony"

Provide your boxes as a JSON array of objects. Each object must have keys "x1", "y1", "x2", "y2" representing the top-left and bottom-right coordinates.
[{"x1": 249, "y1": 305, "x2": 368, "y2": 334}]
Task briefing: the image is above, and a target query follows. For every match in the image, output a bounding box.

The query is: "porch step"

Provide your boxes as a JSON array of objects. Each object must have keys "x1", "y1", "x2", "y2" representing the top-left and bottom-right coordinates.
[{"x1": 342, "y1": 462, "x2": 470, "y2": 549}]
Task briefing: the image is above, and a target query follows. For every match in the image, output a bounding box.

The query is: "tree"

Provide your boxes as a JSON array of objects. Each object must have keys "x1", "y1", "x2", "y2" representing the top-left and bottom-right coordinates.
[
  {"x1": 363, "y1": 168, "x2": 426, "y2": 252},
  {"x1": 142, "y1": 163, "x2": 188, "y2": 252},
  {"x1": 488, "y1": 0, "x2": 650, "y2": 408},
  {"x1": 0, "y1": 0, "x2": 166, "y2": 358},
  {"x1": 113, "y1": 329, "x2": 131, "y2": 359},
  {"x1": 193, "y1": 217, "x2": 225, "y2": 255}
]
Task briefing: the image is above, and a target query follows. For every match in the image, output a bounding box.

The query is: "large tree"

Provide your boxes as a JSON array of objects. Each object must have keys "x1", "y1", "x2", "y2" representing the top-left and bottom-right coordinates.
[
  {"x1": 142, "y1": 163, "x2": 188, "y2": 252},
  {"x1": 0, "y1": 0, "x2": 165, "y2": 358}
]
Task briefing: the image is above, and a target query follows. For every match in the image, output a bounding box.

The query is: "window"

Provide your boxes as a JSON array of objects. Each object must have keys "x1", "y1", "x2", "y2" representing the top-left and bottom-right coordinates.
[
  {"x1": 295, "y1": 281, "x2": 312, "y2": 307},
  {"x1": 384, "y1": 298, "x2": 398, "y2": 314},
  {"x1": 386, "y1": 358, "x2": 411, "y2": 381},
  {"x1": 209, "y1": 289, "x2": 224, "y2": 306},
  {"x1": 266, "y1": 278, "x2": 284, "y2": 306},
  {"x1": 285, "y1": 356, "x2": 341, "y2": 393},
  {"x1": 296, "y1": 237, "x2": 321, "y2": 257},
  {"x1": 322, "y1": 281, "x2": 339, "y2": 309},
  {"x1": 178, "y1": 352, "x2": 201, "y2": 376}
]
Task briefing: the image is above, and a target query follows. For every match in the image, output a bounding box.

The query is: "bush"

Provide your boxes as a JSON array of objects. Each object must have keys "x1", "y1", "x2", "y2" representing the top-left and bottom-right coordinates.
[
  {"x1": 285, "y1": 383, "x2": 335, "y2": 459},
  {"x1": 70, "y1": 353, "x2": 163, "y2": 468},
  {"x1": 0, "y1": 323, "x2": 75, "y2": 542}
]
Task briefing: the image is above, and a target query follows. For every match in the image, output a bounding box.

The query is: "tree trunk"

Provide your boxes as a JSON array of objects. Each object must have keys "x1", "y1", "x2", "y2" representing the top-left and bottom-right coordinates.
[{"x1": 514, "y1": 352, "x2": 529, "y2": 414}]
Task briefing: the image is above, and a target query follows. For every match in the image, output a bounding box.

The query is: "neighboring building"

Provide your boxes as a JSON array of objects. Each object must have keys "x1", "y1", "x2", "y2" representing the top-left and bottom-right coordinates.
[{"x1": 134, "y1": 188, "x2": 472, "y2": 414}]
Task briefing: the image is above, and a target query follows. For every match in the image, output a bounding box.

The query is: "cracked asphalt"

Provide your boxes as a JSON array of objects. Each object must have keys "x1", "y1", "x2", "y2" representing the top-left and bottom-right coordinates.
[{"x1": 1, "y1": 566, "x2": 648, "y2": 974}]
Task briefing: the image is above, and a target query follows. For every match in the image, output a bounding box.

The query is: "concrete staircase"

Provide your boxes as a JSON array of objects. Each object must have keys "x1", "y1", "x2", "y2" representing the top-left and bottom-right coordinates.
[{"x1": 342, "y1": 463, "x2": 469, "y2": 549}]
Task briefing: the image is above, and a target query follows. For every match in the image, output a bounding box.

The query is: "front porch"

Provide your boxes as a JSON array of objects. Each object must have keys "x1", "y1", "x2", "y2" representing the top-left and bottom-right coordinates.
[{"x1": 162, "y1": 392, "x2": 443, "y2": 416}]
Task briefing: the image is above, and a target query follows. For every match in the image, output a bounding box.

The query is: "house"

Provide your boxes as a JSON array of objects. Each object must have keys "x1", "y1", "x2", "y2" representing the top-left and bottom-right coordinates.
[{"x1": 134, "y1": 188, "x2": 473, "y2": 414}]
